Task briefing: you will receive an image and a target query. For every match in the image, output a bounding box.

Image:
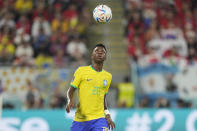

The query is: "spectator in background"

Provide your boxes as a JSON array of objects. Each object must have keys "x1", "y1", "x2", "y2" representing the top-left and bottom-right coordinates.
[
  {"x1": 177, "y1": 99, "x2": 192, "y2": 108},
  {"x1": 186, "y1": 30, "x2": 197, "y2": 53},
  {"x1": 138, "y1": 96, "x2": 150, "y2": 108},
  {"x1": 160, "y1": 21, "x2": 184, "y2": 40},
  {"x1": 33, "y1": 27, "x2": 50, "y2": 57},
  {"x1": 0, "y1": 25, "x2": 14, "y2": 44},
  {"x1": 51, "y1": 11, "x2": 69, "y2": 33},
  {"x1": 52, "y1": 3, "x2": 62, "y2": 18},
  {"x1": 25, "y1": 80, "x2": 40, "y2": 109},
  {"x1": 158, "y1": 9, "x2": 180, "y2": 29},
  {"x1": 182, "y1": 9, "x2": 194, "y2": 31},
  {"x1": 0, "y1": 12, "x2": 15, "y2": 30},
  {"x1": 67, "y1": 35, "x2": 87, "y2": 66},
  {"x1": 0, "y1": 0, "x2": 15, "y2": 19},
  {"x1": 145, "y1": 20, "x2": 160, "y2": 42},
  {"x1": 32, "y1": 15, "x2": 51, "y2": 56},
  {"x1": 14, "y1": 28, "x2": 30, "y2": 45},
  {"x1": 187, "y1": 47, "x2": 197, "y2": 63},
  {"x1": 138, "y1": 46, "x2": 160, "y2": 66},
  {"x1": 117, "y1": 76, "x2": 135, "y2": 108},
  {"x1": 127, "y1": 11, "x2": 144, "y2": 41},
  {"x1": 13, "y1": 42, "x2": 34, "y2": 66},
  {"x1": 53, "y1": 50, "x2": 67, "y2": 68},
  {"x1": 177, "y1": 99, "x2": 185, "y2": 108},
  {"x1": 15, "y1": 0, "x2": 33, "y2": 14},
  {"x1": 16, "y1": 15, "x2": 31, "y2": 34},
  {"x1": 77, "y1": 6, "x2": 91, "y2": 34},
  {"x1": 142, "y1": 2, "x2": 156, "y2": 28},
  {"x1": 35, "y1": 52, "x2": 53, "y2": 68},
  {"x1": 63, "y1": 4, "x2": 78, "y2": 21},
  {"x1": 193, "y1": 8, "x2": 197, "y2": 30},
  {"x1": 31, "y1": 15, "x2": 51, "y2": 40},
  {"x1": 165, "y1": 73, "x2": 177, "y2": 92},
  {"x1": 49, "y1": 87, "x2": 66, "y2": 109},
  {"x1": 63, "y1": 4, "x2": 78, "y2": 33},
  {"x1": 32, "y1": 1, "x2": 49, "y2": 20},
  {"x1": 154, "y1": 97, "x2": 170, "y2": 108},
  {"x1": 163, "y1": 46, "x2": 180, "y2": 60},
  {"x1": 128, "y1": 35, "x2": 144, "y2": 61},
  {"x1": 49, "y1": 29, "x2": 67, "y2": 56},
  {"x1": 0, "y1": 36, "x2": 15, "y2": 64}
]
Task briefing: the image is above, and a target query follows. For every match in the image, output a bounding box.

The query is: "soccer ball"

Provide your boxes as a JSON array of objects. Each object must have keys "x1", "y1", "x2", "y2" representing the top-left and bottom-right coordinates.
[{"x1": 93, "y1": 5, "x2": 112, "y2": 23}]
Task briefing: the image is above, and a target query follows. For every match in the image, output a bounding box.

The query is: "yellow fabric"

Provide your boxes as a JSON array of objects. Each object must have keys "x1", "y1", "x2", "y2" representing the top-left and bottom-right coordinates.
[
  {"x1": 118, "y1": 83, "x2": 135, "y2": 107},
  {"x1": 0, "y1": 44, "x2": 15, "y2": 54},
  {"x1": 77, "y1": 24, "x2": 86, "y2": 33},
  {"x1": 70, "y1": 65, "x2": 112, "y2": 122},
  {"x1": 51, "y1": 19, "x2": 69, "y2": 33},
  {"x1": 35, "y1": 55, "x2": 53, "y2": 67},
  {"x1": 15, "y1": 0, "x2": 33, "y2": 12},
  {"x1": 70, "y1": 17, "x2": 78, "y2": 29}
]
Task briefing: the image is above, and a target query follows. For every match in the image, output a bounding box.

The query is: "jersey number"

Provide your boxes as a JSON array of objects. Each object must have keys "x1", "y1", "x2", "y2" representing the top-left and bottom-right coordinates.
[{"x1": 92, "y1": 87, "x2": 100, "y2": 96}]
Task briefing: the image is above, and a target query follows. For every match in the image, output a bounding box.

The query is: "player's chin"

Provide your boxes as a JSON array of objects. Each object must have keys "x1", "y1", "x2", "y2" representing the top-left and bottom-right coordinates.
[{"x1": 95, "y1": 58, "x2": 105, "y2": 63}]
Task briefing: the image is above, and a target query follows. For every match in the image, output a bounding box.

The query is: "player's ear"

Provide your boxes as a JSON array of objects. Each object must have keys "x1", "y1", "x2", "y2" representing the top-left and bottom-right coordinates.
[
  {"x1": 104, "y1": 53, "x2": 107, "y2": 60},
  {"x1": 91, "y1": 53, "x2": 94, "y2": 60}
]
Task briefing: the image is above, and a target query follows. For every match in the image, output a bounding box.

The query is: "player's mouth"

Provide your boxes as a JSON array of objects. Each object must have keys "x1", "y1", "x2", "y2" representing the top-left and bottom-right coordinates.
[
  {"x1": 96, "y1": 55, "x2": 103, "y2": 60},
  {"x1": 97, "y1": 55, "x2": 103, "y2": 58}
]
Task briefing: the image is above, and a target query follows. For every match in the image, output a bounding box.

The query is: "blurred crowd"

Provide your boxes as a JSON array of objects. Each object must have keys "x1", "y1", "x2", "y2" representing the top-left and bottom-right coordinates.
[
  {"x1": 2, "y1": 0, "x2": 197, "y2": 109},
  {"x1": 107, "y1": 75, "x2": 192, "y2": 109},
  {"x1": 0, "y1": 0, "x2": 91, "y2": 109},
  {"x1": 0, "y1": 0, "x2": 90, "y2": 68},
  {"x1": 124, "y1": 0, "x2": 197, "y2": 108},
  {"x1": 125, "y1": 0, "x2": 197, "y2": 63}
]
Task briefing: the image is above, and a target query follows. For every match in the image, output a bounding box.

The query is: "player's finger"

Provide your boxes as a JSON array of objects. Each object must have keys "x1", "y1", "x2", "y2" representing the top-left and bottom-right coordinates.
[
  {"x1": 113, "y1": 122, "x2": 116, "y2": 128},
  {"x1": 108, "y1": 122, "x2": 111, "y2": 130},
  {"x1": 111, "y1": 123, "x2": 114, "y2": 130},
  {"x1": 109, "y1": 122, "x2": 113, "y2": 130},
  {"x1": 112, "y1": 122, "x2": 116, "y2": 129},
  {"x1": 111, "y1": 121, "x2": 115, "y2": 130},
  {"x1": 66, "y1": 106, "x2": 70, "y2": 113}
]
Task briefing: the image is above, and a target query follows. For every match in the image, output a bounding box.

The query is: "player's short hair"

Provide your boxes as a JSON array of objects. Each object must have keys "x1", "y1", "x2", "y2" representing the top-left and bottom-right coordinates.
[{"x1": 93, "y1": 43, "x2": 107, "y2": 53}]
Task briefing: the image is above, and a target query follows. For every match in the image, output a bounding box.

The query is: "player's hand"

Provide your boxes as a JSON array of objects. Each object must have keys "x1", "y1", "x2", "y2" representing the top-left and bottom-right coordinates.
[
  {"x1": 65, "y1": 101, "x2": 74, "y2": 113},
  {"x1": 106, "y1": 114, "x2": 116, "y2": 130}
]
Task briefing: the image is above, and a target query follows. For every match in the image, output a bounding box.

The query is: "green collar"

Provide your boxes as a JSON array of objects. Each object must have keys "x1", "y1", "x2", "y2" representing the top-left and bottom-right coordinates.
[{"x1": 90, "y1": 65, "x2": 103, "y2": 72}]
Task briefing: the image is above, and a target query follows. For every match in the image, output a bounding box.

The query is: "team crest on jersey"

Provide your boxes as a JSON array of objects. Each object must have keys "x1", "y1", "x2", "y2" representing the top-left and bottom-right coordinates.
[{"x1": 103, "y1": 80, "x2": 107, "y2": 87}]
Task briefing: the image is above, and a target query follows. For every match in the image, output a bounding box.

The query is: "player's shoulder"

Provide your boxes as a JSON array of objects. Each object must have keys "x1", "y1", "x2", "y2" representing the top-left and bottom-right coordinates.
[
  {"x1": 102, "y1": 69, "x2": 112, "y2": 78},
  {"x1": 76, "y1": 66, "x2": 89, "y2": 72}
]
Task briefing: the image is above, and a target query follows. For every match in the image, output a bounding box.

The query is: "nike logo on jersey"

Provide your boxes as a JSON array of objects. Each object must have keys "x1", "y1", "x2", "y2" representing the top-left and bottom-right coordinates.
[{"x1": 86, "y1": 79, "x2": 92, "y2": 81}]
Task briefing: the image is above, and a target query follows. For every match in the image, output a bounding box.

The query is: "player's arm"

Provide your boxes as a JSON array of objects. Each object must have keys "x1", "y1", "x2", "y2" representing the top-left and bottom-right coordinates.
[
  {"x1": 66, "y1": 67, "x2": 81, "y2": 113},
  {"x1": 104, "y1": 95, "x2": 116, "y2": 130},
  {"x1": 65, "y1": 86, "x2": 76, "y2": 113}
]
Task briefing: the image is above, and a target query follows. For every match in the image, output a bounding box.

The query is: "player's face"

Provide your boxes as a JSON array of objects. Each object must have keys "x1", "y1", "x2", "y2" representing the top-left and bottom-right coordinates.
[{"x1": 92, "y1": 46, "x2": 106, "y2": 63}]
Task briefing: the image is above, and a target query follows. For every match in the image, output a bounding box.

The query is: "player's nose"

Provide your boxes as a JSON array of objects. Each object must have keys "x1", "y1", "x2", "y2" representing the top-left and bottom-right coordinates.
[{"x1": 97, "y1": 50, "x2": 104, "y2": 54}]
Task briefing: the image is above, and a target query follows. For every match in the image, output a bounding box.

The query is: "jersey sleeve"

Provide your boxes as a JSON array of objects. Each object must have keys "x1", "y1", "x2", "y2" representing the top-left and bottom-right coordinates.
[
  {"x1": 70, "y1": 67, "x2": 82, "y2": 89},
  {"x1": 105, "y1": 74, "x2": 112, "y2": 94}
]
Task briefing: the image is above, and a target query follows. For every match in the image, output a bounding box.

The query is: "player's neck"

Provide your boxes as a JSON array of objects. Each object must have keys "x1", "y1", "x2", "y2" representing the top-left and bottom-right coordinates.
[{"x1": 91, "y1": 63, "x2": 103, "y2": 72}]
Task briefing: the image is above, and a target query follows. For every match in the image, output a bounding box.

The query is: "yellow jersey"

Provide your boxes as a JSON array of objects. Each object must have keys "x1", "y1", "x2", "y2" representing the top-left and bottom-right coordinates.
[
  {"x1": 118, "y1": 82, "x2": 135, "y2": 107},
  {"x1": 70, "y1": 65, "x2": 112, "y2": 122}
]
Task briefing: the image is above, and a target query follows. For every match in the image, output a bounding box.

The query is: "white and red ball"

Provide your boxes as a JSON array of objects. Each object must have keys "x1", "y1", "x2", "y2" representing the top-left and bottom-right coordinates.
[{"x1": 93, "y1": 5, "x2": 112, "y2": 23}]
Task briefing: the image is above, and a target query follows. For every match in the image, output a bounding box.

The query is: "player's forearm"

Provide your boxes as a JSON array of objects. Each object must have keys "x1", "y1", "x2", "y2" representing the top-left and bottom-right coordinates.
[
  {"x1": 104, "y1": 95, "x2": 111, "y2": 117},
  {"x1": 104, "y1": 95, "x2": 107, "y2": 110},
  {"x1": 67, "y1": 86, "x2": 76, "y2": 103}
]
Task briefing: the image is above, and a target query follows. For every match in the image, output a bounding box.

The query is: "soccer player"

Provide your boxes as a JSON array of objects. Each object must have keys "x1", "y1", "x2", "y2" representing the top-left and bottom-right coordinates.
[{"x1": 66, "y1": 44, "x2": 116, "y2": 131}]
